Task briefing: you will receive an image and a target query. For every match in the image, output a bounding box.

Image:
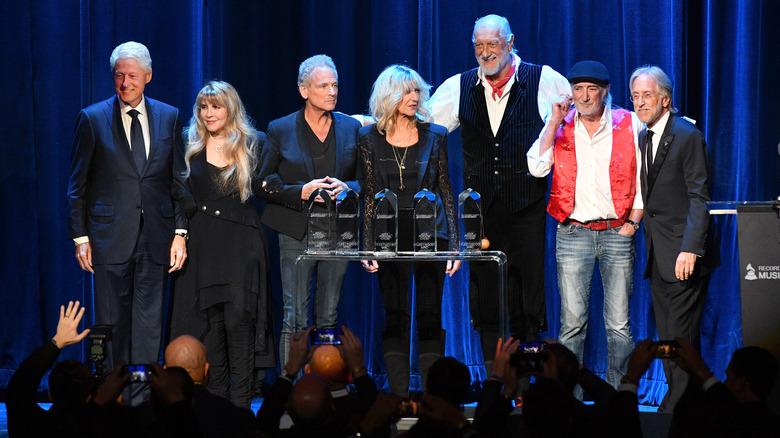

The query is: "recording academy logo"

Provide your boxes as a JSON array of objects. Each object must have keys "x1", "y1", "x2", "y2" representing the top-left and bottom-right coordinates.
[
  {"x1": 745, "y1": 264, "x2": 757, "y2": 280},
  {"x1": 744, "y1": 263, "x2": 780, "y2": 280}
]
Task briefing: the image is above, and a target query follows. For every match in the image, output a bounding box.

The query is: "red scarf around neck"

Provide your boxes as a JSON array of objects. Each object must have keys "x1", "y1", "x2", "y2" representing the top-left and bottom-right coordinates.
[{"x1": 488, "y1": 63, "x2": 516, "y2": 100}]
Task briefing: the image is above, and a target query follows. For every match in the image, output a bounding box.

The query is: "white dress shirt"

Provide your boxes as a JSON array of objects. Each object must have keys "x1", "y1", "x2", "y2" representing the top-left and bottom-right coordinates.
[
  {"x1": 429, "y1": 53, "x2": 572, "y2": 135},
  {"x1": 527, "y1": 107, "x2": 644, "y2": 222}
]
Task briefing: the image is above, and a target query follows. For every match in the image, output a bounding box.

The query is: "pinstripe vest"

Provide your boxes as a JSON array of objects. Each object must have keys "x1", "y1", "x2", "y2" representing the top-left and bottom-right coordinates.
[{"x1": 458, "y1": 63, "x2": 546, "y2": 213}]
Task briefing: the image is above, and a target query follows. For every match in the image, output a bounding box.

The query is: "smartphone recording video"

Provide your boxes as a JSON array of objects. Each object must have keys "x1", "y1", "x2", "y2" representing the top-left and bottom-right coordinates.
[
  {"x1": 653, "y1": 340, "x2": 680, "y2": 358},
  {"x1": 510, "y1": 341, "x2": 547, "y2": 372},
  {"x1": 311, "y1": 327, "x2": 343, "y2": 345},
  {"x1": 127, "y1": 364, "x2": 151, "y2": 382}
]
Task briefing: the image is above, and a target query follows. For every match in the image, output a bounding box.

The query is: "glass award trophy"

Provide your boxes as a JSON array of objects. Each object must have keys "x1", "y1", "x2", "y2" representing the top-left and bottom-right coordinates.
[
  {"x1": 413, "y1": 189, "x2": 437, "y2": 253},
  {"x1": 335, "y1": 189, "x2": 360, "y2": 253},
  {"x1": 458, "y1": 188, "x2": 482, "y2": 252},
  {"x1": 307, "y1": 188, "x2": 333, "y2": 253},
  {"x1": 373, "y1": 189, "x2": 398, "y2": 254}
]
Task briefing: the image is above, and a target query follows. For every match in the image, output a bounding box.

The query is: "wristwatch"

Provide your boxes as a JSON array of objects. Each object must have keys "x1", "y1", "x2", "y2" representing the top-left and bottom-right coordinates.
[
  {"x1": 175, "y1": 231, "x2": 189, "y2": 242},
  {"x1": 625, "y1": 219, "x2": 640, "y2": 231}
]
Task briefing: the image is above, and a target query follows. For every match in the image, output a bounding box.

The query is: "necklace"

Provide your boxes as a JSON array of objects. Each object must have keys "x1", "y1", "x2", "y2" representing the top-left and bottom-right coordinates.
[
  {"x1": 391, "y1": 145, "x2": 409, "y2": 191},
  {"x1": 214, "y1": 142, "x2": 225, "y2": 153},
  {"x1": 390, "y1": 125, "x2": 414, "y2": 191}
]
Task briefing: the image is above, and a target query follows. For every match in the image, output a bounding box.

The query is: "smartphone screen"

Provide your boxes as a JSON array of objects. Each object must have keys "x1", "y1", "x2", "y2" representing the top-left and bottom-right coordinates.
[
  {"x1": 653, "y1": 340, "x2": 680, "y2": 358},
  {"x1": 311, "y1": 327, "x2": 343, "y2": 345},
  {"x1": 127, "y1": 364, "x2": 151, "y2": 382}
]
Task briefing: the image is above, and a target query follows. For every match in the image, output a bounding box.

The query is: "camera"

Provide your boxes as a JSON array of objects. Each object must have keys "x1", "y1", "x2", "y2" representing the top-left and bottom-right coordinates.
[
  {"x1": 653, "y1": 340, "x2": 680, "y2": 358},
  {"x1": 398, "y1": 398, "x2": 419, "y2": 417},
  {"x1": 127, "y1": 364, "x2": 152, "y2": 383},
  {"x1": 510, "y1": 341, "x2": 547, "y2": 373},
  {"x1": 88, "y1": 325, "x2": 113, "y2": 379},
  {"x1": 311, "y1": 327, "x2": 342, "y2": 345}
]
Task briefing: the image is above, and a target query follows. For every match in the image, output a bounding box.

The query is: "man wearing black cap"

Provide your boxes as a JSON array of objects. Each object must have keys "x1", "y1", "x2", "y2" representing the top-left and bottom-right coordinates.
[{"x1": 527, "y1": 60, "x2": 644, "y2": 390}]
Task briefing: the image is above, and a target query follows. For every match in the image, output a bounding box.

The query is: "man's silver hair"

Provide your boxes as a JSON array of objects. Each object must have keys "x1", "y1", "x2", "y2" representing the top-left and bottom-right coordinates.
[
  {"x1": 472, "y1": 14, "x2": 517, "y2": 54},
  {"x1": 298, "y1": 54, "x2": 338, "y2": 88},
  {"x1": 629, "y1": 65, "x2": 677, "y2": 114},
  {"x1": 110, "y1": 41, "x2": 152, "y2": 73}
]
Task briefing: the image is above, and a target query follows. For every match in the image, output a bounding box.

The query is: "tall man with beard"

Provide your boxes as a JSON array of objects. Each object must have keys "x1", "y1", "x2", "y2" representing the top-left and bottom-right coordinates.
[{"x1": 430, "y1": 14, "x2": 570, "y2": 366}]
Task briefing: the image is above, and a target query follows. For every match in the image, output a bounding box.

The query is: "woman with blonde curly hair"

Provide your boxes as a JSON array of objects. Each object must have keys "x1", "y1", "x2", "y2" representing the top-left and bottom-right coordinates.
[
  {"x1": 171, "y1": 80, "x2": 273, "y2": 407},
  {"x1": 359, "y1": 65, "x2": 461, "y2": 395}
]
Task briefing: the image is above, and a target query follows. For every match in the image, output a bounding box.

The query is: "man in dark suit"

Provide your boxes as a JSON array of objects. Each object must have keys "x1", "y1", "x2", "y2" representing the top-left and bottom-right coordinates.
[
  {"x1": 258, "y1": 54, "x2": 361, "y2": 366},
  {"x1": 429, "y1": 14, "x2": 570, "y2": 365},
  {"x1": 630, "y1": 65, "x2": 714, "y2": 412},
  {"x1": 68, "y1": 41, "x2": 191, "y2": 404}
]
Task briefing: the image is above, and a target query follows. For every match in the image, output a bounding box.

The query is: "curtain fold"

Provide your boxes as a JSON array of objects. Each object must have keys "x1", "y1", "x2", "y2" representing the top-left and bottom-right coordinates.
[{"x1": 2, "y1": 1, "x2": 778, "y2": 405}]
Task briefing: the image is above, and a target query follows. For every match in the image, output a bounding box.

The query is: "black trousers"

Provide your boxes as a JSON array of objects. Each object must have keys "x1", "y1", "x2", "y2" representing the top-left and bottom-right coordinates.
[
  {"x1": 204, "y1": 301, "x2": 255, "y2": 409},
  {"x1": 468, "y1": 198, "x2": 547, "y2": 339},
  {"x1": 377, "y1": 212, "x2": 446, "y2": 341},
  {"x1": 93, "y1": 226, "x2": 167, "y2": 405},
  {"x1": 650, "y1": 255, "x2": 709, "y2": 412}
]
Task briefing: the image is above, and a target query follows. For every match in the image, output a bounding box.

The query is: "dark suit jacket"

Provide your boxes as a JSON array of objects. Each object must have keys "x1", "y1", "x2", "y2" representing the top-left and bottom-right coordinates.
[
  {"x1": 258, "y1": 109, "x2": 361, "y2": 240},
  {"x1": 67, "y1": 95, "x2": 191, "y2": 265},
  {"x1": 358, "y1": 122, "x2": 458, "y2": 251},
  {"x1": 640, "y1": 114, "x2": 713, "y2": 282}
]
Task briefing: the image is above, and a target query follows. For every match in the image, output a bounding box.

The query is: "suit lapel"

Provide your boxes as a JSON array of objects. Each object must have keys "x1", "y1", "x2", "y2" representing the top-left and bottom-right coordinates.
[
  {"x1": 648, "y1": 116, "x2": 676, "y2": 191},
  {"x1": 109, "y1": 97, "x2": 139, "y2": 174},
  {"x1": 332, "y1": 112, "x2": 343, "y2": 178},
  {"x1": 144, "y1": 97, "x2": 160, "y2": 175},
  {"x1": 415, "y1": 125, "x2": 433, "y2": 192},
  {"x1": 294, "y1": 109, "x2": 316, "y2": 180}
]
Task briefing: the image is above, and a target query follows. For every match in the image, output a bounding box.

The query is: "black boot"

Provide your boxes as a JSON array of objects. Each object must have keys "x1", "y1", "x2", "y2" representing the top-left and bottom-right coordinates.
[{"x1": 383, "y1": 337, "x2": 410, "y2": 396}]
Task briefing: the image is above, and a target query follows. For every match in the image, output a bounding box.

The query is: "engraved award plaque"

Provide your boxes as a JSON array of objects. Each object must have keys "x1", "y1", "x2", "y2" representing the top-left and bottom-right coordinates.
[
  {"x1": 307, "y1": 188, "x2": 333, "y2": 253},
  {"x1": 335, "y1": 189, "x2": 360, "y2": 253},
  {"x1": 373, "y1": 189, "x2": 398, "y2": 254},
  {"x1": 413, "y1": 189, "x2": 437, "y2": 253},
  {"x1": 458, "y1": 189, "x2": 482, "y2": 252}
]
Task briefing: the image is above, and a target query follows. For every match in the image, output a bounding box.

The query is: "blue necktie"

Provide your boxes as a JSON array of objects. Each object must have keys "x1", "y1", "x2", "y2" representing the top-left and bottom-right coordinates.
[{"x1": 128, "y1": 109, "x2": 146, "y2": 172}]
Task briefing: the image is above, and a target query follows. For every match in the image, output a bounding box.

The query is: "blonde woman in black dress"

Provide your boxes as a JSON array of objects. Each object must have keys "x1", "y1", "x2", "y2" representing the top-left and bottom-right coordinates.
[
  {"x1": 359, "y1": 65, "x2": 461, "y2": 395},
  {"x1": 171, "y1": 81, "x2": 273, "y2": 408}
]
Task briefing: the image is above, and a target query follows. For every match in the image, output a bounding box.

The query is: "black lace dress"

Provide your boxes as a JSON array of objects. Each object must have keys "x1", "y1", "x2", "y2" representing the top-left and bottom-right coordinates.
[{"x1": 358, "y1": 122, "x2": 457, "y2": 342}]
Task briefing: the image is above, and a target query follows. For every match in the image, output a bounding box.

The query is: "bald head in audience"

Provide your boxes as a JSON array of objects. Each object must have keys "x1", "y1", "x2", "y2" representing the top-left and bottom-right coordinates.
[
  {"x1": 164, "y1": 335, "x2": 209, "y2": 384},
  {"x1": 287, "y1": 374, "x2": 333, "y2": 427}
]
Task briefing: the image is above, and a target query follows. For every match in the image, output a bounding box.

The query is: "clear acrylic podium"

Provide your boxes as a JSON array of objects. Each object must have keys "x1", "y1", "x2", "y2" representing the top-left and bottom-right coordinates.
[{"x1": 295, "y1": 250, "x2": 509, "y2": 339}]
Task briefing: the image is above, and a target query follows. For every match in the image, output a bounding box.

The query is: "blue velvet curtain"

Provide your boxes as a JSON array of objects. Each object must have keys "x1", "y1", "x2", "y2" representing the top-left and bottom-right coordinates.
[{"x1": 2, "y1": 0, "x2": 778, "y2": 406}]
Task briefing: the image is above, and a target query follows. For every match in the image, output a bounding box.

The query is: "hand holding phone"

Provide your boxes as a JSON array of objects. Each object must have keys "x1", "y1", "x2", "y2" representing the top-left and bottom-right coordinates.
[
  {"x1": 653, "y1": 340, "x2": 680, "y2": 358},
  {"x1": 311, "y1": 327, "x2": 343, "y2": 345},
  {"x1": 127, "y1": 364, "x2": 152, "y2": 382}
]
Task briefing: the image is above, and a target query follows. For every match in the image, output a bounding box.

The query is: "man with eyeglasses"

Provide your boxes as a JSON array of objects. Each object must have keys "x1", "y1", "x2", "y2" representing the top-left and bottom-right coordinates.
[
  {"x1": 430, "y1": 14, "x2": 570, "y2": 370},
  {"x1": 630, "y1": 65, "x2": 715, "y2": 412},
  {"x1": 527, "y1": 60, "x2": 644, "y2": 393}
]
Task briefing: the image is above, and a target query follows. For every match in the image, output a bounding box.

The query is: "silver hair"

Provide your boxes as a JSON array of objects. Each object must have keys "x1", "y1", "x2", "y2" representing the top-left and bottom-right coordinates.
[
  {"x1": 368, "y1": 65, "x2": 432, "y2": 135},
  {"x1": 629, "y1": 65, "x2": 677, "y2": 114},
  {"x1": 298, "y1": 54, "x2": 338, "y2": 88},
  {"x1": 110, "y1": 41, "x2": 152, "y2": 73},
  {"x1": 472, "y1": 14, "x2": 517, "y2": 54}
]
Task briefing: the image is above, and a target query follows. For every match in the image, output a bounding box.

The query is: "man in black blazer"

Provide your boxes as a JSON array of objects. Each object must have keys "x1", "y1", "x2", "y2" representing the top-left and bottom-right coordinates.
[
  {"x1": 68, "y1": 42, "x2": 192, "y2": 404},
  {"x1": 258, "y1": 54, "x2": 361, "y2": 365},
  {"x1": 630, "y1": 65, "x2": 714, "y2": 412}
]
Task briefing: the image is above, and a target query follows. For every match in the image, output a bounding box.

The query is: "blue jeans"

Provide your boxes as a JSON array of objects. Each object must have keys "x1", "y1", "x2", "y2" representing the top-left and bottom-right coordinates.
[
  {"x1": 556, "y1": 223, "x2": 635, "y2": 388},
  {"x1": 278, "y1": 233, "x2": 347, "y2": 365}
]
